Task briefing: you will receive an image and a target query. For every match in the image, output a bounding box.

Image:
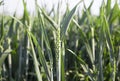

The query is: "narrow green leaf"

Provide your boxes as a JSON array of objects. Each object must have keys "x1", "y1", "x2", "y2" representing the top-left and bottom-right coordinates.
[
  {"x1": 103, "y1": 15, "x2": 115, "y2": 81},
  {"x1": 84, "y1": 0, "x2": 94, "y2": 25},
  {"x1": 109, "y1": 2, "x2": 120, "y2": 24},
  {"x1": 28, "y1": 31, "x2": 51, "y2": 81},
  {"x1": 83, "y1": 0, "x2": 93, "y2": 12},
  {"x1": 61, "y1": 1, "x2": 81, "y2": 39},
  {"x1": 0, "y1": 49, "x2": 12, "y2": 71},
  {"x1": 106, "y1": 0, "x2": 111, "y2": 16},
  {"x1": 73, "y1": 19, "x2": 93, "y2": 64},
  {"x1": 9, "y1": 16, "x2": 26, "y2": 27},
  {"x1": 67, "y1": 49, "x2": 86, "y2": 65},
  {"x1": 0, "y1": 14, "x2": 4, "y2": 44},
  {"x1": 22, "y1": 0, "x2": 30, "y2": 25},
  {"x1": 8, "y1": 16, "x2": 15, "y2": 37},
  {"x1": 103, "y1": 15, "x2": 114, "y2": 52},
  {"x1": 41, "y1": 8, "x2": 58, "y2": 30},
  {"x1": 29, "y1": 35, "x2": 43, "y2": 81}
]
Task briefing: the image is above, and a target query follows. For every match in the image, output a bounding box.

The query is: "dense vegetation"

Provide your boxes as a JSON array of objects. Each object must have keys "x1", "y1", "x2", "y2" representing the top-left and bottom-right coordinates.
[{"x1": 0, "y1": 0, "x2": 120, "y2": 81}]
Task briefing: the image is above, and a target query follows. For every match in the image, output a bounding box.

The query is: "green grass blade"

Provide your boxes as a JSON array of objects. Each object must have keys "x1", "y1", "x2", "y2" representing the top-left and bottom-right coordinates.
[
  {"x1": 41, "y1": 8, "x2": 58, "y2": 30},
  {"x1": 22, "y1": 0, "x2": 30, "y2": 25},
  {"x1": 103, "y1": 15, "x2": 115, "y2": 81},
  {"x1": 9, "y1": 16, "x2": 26, "y2": 27},
  {"x1": 109, "y1": 2, "x2": 120, "y2": 24},
  {"x1": 29, "y1": 34, "x2": 43, "y2": 81},
  {"x1": 73, "y1": 19, "x2": 93, "y2": 64},
  {"x1": 61, "y1": 1, "x2": 81, "y2": 39},
  {"x1": 43, "y1": 29, "x2": 53, "y2": 81},
  {"x1": 8, "y1": 14, "x2": 15, "y2": 37},
  {"x1": 35, "y1": 2, "x2": 54, "y2": 80},
  {"x1": 67, "y1": 49, "x2": 86, "y2": 64},
  {"x1": 0, "y1": 49, "x2": 12, "y2": 71},
  {"x1": 0, "y1": 14, "x2": 4, "y2": 44},
  {"x1": 106, "y1": 0, "x2": 111, "y2": 16},
  {"x1": 28, "y1": 31, "x2": 51, "y2": 81}
]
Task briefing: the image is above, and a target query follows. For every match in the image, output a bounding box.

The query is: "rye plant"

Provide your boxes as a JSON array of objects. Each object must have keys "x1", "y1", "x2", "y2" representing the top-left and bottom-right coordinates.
[{"x1": 0, "y1": 0, "x2": 120, "y2": 81}]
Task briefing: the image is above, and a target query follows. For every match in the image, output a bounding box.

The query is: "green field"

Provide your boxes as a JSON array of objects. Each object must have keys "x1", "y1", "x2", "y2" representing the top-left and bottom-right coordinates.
[{"x1": 0, "y1": 0, "x2": 120, "y2": 81}]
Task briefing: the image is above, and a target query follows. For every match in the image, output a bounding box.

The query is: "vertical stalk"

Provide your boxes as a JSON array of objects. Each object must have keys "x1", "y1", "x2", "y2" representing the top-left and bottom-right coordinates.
[
  {"x1": 2, "y1": 63, "x2": 7, "y2": 80},
  {"x1": 117, "y1": 46, "x2": 120, "y2": 70},
  {"x1": 18, "y1": 42, "x2": 22, "y2": 81},
  {"x1": 91, "y1": 27, "x2": 96, "y2": 73},
  {"x1": 98, "y1": 25, "x2": 104, "y2": 81},
  {"x1": 25, "y1": 35, "x2": 30, "y2": 81},
  {"x1": 55, "y1": 28, "x2": 61, "y2": 81},
  {"x1": 8, "y1": 38, "x2": 12, "y2": 81},
  {"x1": 91, "y1": 27, "x2": 95, "y2": 63},
  {"x1": 55, "y1": 1, "x2": 62, "y2": 81},
  {"x1": 22, "y1": 1, "x2": 31, "y2": 80},
  {"x1": 8, "y1": 54, "x2": 12, "y2": 81},
  {"x1": 108, "y1": 44, "x2": 115, "y2": 81},
  {"x1": 25, "y1": 24, "x2": 31, "y2": 81},
  {"x1": 98, "y1": 43, "x2": 104, "y2": 81},
  {"x1": 0, "y1": 0, "x2": 4, "y2": 44},
  {"x1": 0, "y1": 2, "x2": 4, "y2": 79}
]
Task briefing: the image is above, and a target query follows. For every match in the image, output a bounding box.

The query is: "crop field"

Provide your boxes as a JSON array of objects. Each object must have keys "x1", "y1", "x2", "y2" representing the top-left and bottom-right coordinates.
[{"x1": 0, "y1": 0, "x2": 120, "y2": 81}]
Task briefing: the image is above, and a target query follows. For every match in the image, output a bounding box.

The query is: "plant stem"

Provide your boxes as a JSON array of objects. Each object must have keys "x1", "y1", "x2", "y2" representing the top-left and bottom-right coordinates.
[{"x1": 55, "y1": 28, "x2": 61, "y2": 81}]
